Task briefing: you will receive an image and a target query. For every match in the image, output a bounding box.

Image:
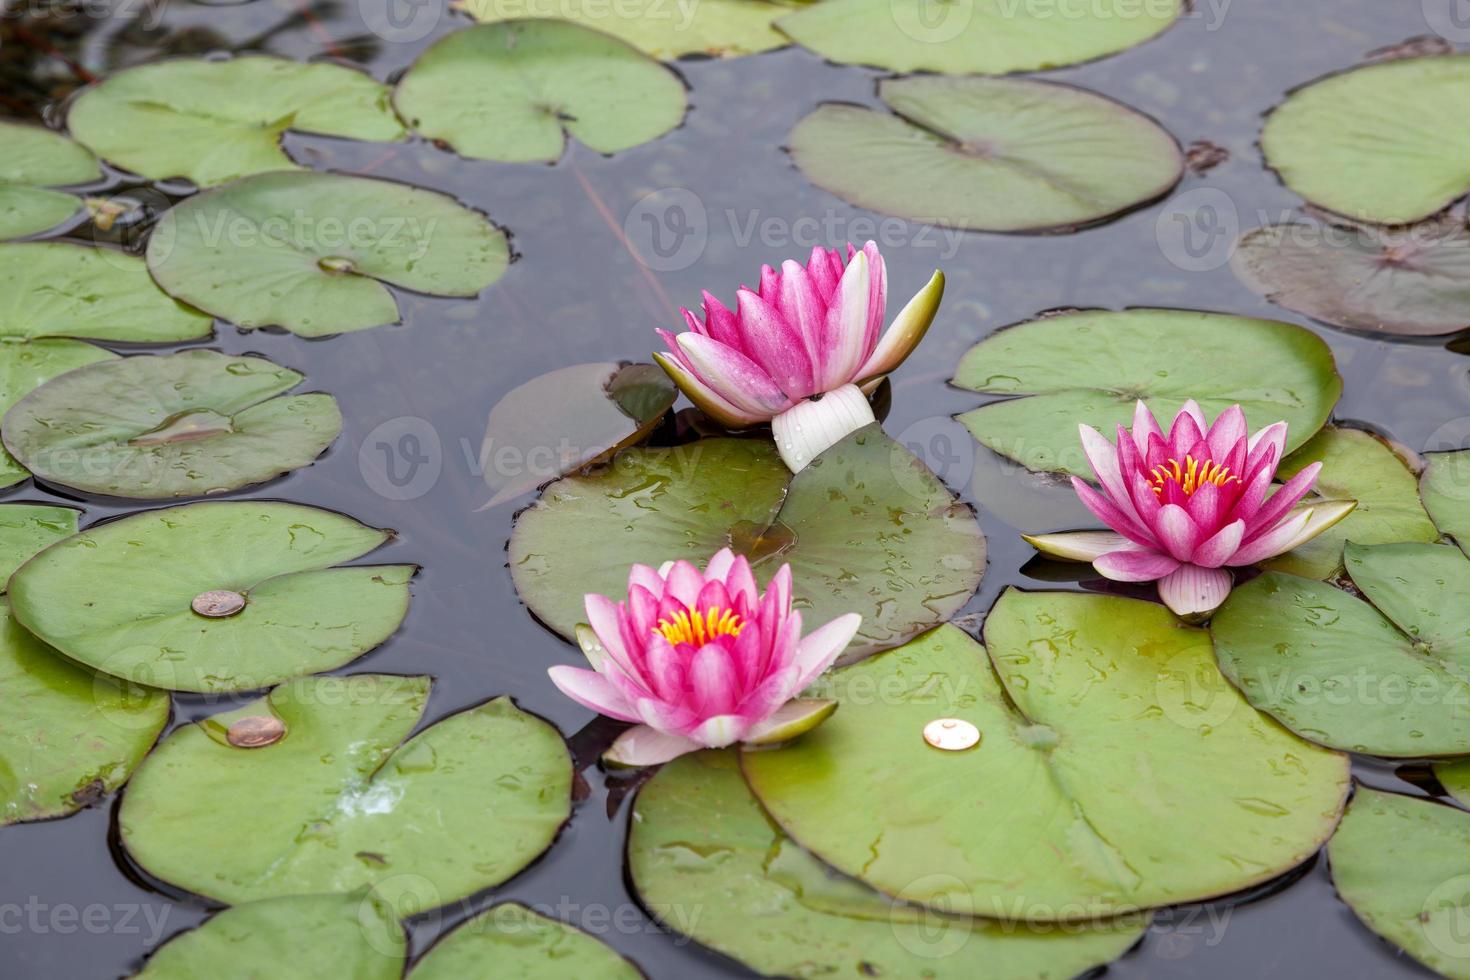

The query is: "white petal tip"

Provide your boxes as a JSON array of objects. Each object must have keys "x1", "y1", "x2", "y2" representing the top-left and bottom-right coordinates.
[
  {"x1": 771, "y1": 384, "x2": 875, "y2": 473},
  {"x1": 602, "y1": 726, "x2": 701, "y2": 768},
  {"x1": 743, "y1": 700, "x2": 838, "y2": 747},
  {"x1": 1023, "y1": 531, "x2": 1132, "y2": 563},
  {"x1": 1158, "y1": 565, "x2": 1233, "y2": 621}
]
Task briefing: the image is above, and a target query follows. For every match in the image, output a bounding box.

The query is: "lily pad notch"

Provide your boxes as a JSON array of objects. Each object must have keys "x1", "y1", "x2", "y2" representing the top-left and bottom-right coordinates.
[{"x1": 0, "y1": 121, "x2": 102, "y2": 240}]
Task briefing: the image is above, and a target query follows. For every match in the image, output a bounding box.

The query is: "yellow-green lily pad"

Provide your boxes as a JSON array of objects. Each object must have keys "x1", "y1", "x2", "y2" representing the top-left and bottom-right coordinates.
[
  {"x1": 0, "y1": 121, "x2": 101, "y2": 239},
  {"x1": 1423, "y1": 450, "x2": 1470, "y2": 555},
  {"x1": 412, "y1": 903, "x2": 641, "y2": 979},
  {"x1": 455, "y1": 0, "x2": 787, "y2": 59},
  {"x1": 0, "y1": 339, "x2": 119, "y2": 489}
]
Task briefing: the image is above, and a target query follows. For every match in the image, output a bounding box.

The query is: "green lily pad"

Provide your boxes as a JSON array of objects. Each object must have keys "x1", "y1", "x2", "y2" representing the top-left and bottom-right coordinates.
[
  {"x1": 1436, "y1": 761, "x2": 1470, "y2": 807},
  {"x1": 3, "y1": 350, "x2": 342, "y2": 499},
  {"x1": 1231, "y1": 221, "x2": 1470, "y2": 336},
  {"x1": 393, "y1": 21, "x2": 687, "y2": 164},
  {"x1": 1423, "y1": 450, "x2": 1470, "y2": 555},
  {"x1": 412, "y1": 903, "x2": 640, "y2": 980},
  {"x1": 789, "y1": 76, "x2": 1182, "y2": 233},
  {"x1": 119, "y1": 676, "x2": 571, "y2": 906},
  {"x1": 0, "y1": 121, "x2": 101, "y2": 239},
  {"x1": 455, "y1": 0, "x2": 787, "y2": 59},
  {"x1": 953, "y1": 309, "x2": 1341, "y2": 476},
  {"x1": 1212, "y1": 542, "x2": 1470, "y2": 757},
  {"x1": 631, "y1": 751, "x2": 1149, "y2": 977},
  {"x1": 481, "y1": 362, "x2": 675, "y2": 508},
  {"x1": 8, "y1": 501, "x2": 413, "y2": 693},
  {"x1": 1261, "y1": 55, "x2": 1470, "y2": 224},
  {"x1": 147, "y1": 172, "x2": 508, "y2": 337},
  {"x1": 776, "y1": 0, "x2": 1180, "y2": 74},
  {"x1": 0, "y1": 339, "x2": 119, "y2": 488},
  {"x1": 67, "y1": 56, "x2": 404, "y2": 187},
  {"x1": 2, "y1": 597, "x2": 170, "y2": 825},
  {"x1": 1262, "y1": 428, "x2": 1437, "y2": 580},
  {"x1": 1328, "y1": 788, "x2": 1470, "y2": 980},
  {"x1": 134, "y1": 893, "x2": 406, "y2": 980},
  {"x1": 0, "y1": 504, "x2": 77, "y2": 586},
  {"x1": 742, "y1": 597, "x2": 1349, "y2": 918},
  {"x1": 509, "y1": 424, "x2": 985, "y2": 662}
]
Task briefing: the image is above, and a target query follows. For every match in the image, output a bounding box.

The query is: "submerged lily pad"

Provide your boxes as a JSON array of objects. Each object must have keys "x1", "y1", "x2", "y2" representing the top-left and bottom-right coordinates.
[
  {"x1": 2, "y1": 597, "x2": 170, "y2": 825},
  {"x1": 456, "y1": 0, "x2": 786, "y2": 59},
  {"x1": 412, "y1": 903, "x2": 640, "y2": 979},
  {"x1": 1422, "y1": 450, "x2": 1470, "y2": 555},
  {"x1": 134, "y1": 893, "x2": 405, "y2": 980},
  {"x1": 0, "y1": 121, "x2": 101, "y2": 239},
  {"x1": 0, "y1": 504, "x2": 77, "y2": 585},
  {"x1": 67, "y1": 56, "x2": 404, "y2": 187},
  {"x1": 3, "y1": 350, "x2": 341, "y2": 499},
  {"x1": 953, "y1": 309, "x2": 1340, "y2": 476},
  {"x1": 742, "y1": 598, "x2": 1349, "y2": 918},
  {"x1": 1232, "y1": 222, "x2": 1470, "y2": 336},
  {"x1": 481, "y1": 362, "x2": 675, "y2": 508},
  {"x1": 1261, "y1": 56, "x2": 1470, "y2": 224},
  {"x1": 147, "y1": 171, "x2": 508, "y2": 337},
  {"x1": 509, "y1": 425, "x2": 985, "y2": 662},
  {"x1": 1262, "y1": 428, "x2": 1437, "y2": 580},
  {"x1": 120, "y1": 676, "x2": 571, "y2": 906},
  {"x1": 0, "y1": 339, "x2": 119, "y2": 488},
  {"x1": 789, "y1": 76, "x2": 1181, "y2": 233},
  {"x1": 1328, "y1": 789, "x2": 1470, "y2": 980},
  {"x1": 1213, "y1": 542, "x2": 1470, "y2": 757},
  {"x1": 394, "y1": 21, "x2": 687, "y2": 164},
  {"x1": 631, "y1": 751, "x2": 1149, "y2": 977},
  {"x1": 8, "y1": 501, "x2": 413, "y2": 693},
  {"x1": 777, "y1": 0, "x2": 1180, "y2": 75}
]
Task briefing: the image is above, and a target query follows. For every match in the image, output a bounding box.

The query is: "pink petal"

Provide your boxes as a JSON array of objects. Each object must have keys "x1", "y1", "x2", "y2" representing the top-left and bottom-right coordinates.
[
  {"x1": 584, "y1": 593, "x2": 636, "y2": 675},
  {"x1": 642, "y1": 635, "x2": 688, "y2": 702},
  {"x1": 1231, "y1": 452, "x2": 1276, "y2": 523},
  {"x1": 790, "y1": 613, "x2": 861, "y2": 690},
  {"x1": 1071, "y1": 477, "x2": 1157, "y2": 549},
  {"x1": 778, "y1": 259, "x2": 827, "y2": 366},
  {"x1": 626, "y1": 584, "x2": 660, "y2": 639},
  {"x1": 818, "y1": 248, "x2": 870, "y2": 390},
  {"x1": 1246, "y1": 422, "x2": 1288, "y2": 473},
  {"x1": 1168, "y1": 407, "x2": 1204, "y2": 459},
  {"x1": 675, "y1": 333, "x2": 789, "y2": 417},
  {"x1": 696, "y1": 579, "x2": 732, "y2": 616},
  {"x1": 736, "y1": 664, "x2": 801, "y2": 722},
  {"x1": 603, "y1": 725, "x2": 702, "y2": 767},
  {"x1": 1244, "y1": 463, "x2": 1323, "y2": 540},
  {"x1": 1081, "y1": 424, "x2": 1141, "y2": 525},
  {"x1": 1093, "y1": 549, "x2": 1180, "y2": 582},
  {"x1": 1131, "y1": 401, "x2": 1164, "y2": 456},
  {"x1": 725, "y1": 555, "x2": 758, "y2": 609},
  {"x1": 736, "y1": 288, "x2": 816, "y2": 400},
  {"x1": 1206, "y1": 405, "x2": 1247, "y2": 462},
  {"x1": 1227, "y1": 510, "x2": 1313, "y2": 566},
  {"x1": 1157, "y1": 565, "x2": 1232, "y2": 618},
  {"x1": 628, "y1": 563, "x2": 664, "y2": 595},
  {"x1": 858, "y1": 241, "x2": 887, "y2": 363},
  {"x1": 704, "y1": 548, "x2": 736, "y2": 584},
  {"x1": 547, "y1": 666, "x2": 640, "y2": 722},
  {"x1": 1193, "y1": 519, "x2": 1246, "y2": 568},
  {"x1": 758, "y1": 264, "x2": 780, "y2": 304},
  {"x1": 1156, "y1": 503, "x2": 1203, "y2": 561},
  {"x1": 1185, "y1": 479, "x2": 1226, "y2": 532},
  {"x1": 689, "y1": 642, "x2": 742, "y2": 716},
  {"x1": 652, "y1": 352, "x2": 765, "y2": 429},
  {"x1": 635, "y1": 696, "x2": 698, "y2": 736},
  {"x1": 663, "y1": 560, "x2": 705, "y2": 609},
  {"x1": 700, "y1": 292, "x2": 742, "y2": 349},
  {"x1": 806, "y1": 245, "x2": 839, "y2": 302}
]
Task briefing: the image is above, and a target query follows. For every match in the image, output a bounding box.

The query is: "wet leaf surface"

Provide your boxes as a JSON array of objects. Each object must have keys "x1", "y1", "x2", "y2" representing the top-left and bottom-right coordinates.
[
  {"x1": 629, "y1": 751, "x2": 1150, "y2": 977},
  {"x1": 412, "y1": 902, "x2": 641, "y2": 979},
  {"x1": 1422, "y1": 450, "x2": 1470, "y2": 555},
  {"x1": 8, "y1": 501, "x2": 413, "y2": 693},
  {"x1": 0, "y1": 503, "x2": 76, "y2": 585},
  {"x1": 455, "y1": 0, "x2": 787, "y2": 59},
  {"x1": 120, "y1": 676, "x2": 571, "y2": 907},
  {"x1": 509, "y1": 425, "x2": 985, "y2": 662},
  {"x1": 789, "y1": 76, "x2": 1182, "y2": 233},
  {"x1": 0, "y1": 121, "x2": 100, "y2": 239},
  {"x1": 3, "y1": 350, "x2": 341, "y2": 499},
  {"x1": 0, "y1": 339, "x2": 118, "y2": 488}
]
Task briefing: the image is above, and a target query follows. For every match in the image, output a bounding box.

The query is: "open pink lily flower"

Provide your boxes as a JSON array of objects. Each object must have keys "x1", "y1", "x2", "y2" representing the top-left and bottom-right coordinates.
[
  {"x1": 547, "y1": 548, "x2": 862, "y2": 767},
  {"x1": 1025, "y1": 401, "x2": 1356, "y2": 620},
  {"x1": 653, "y1": 241, "x2": 944, "y2": 473}
]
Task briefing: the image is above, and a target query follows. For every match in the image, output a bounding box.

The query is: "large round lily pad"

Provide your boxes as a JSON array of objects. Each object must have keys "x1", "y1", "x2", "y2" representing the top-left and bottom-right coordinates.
[
  {"x1": 1261, "y1": 56, "x2": 1470, "y2": 224},
  {"x1": 789, "y1": 76, "x2": 1182, "y2": 233},
  {"x1": 0, "y1": 243, "x2": 212, "y2": 342},
  {"x1": 0, "y1": 504, "x2": 77, "y2": 586},
  {"x1": 1423, "y1": 450, "x2": 1470, "y2": 555},
  {"x1": 741, "y1": 596, "x2": 1349, "y2": 919},
  {"x1": 509, "y1": 424, "x2": 985, "y2": 662},
  {"x1": 134, "y1": 893, "x2": 406, "y2": 980},
  {"x1": 2, "y1": 597, "x2": 169, "y2": 825},
  {"x1": 1262, "y1": 428, "x2": 1437, "y2": 580},
  {"x1": 8, "y1": 501, "x2": 413, "y2": 693},
  {"x1": 953, "y1": 309, "x2": 1341, "y2": 476},
  {"x1": 120, "y1": 676, "x2": 571, "y2": 906},
  {"x1": 1232, "y1": 221, "x2": 1470, "y2": 336},
  {"x1": 3, "y1": 350, "x2": 342, "y2": 499},
  {"x1": 412, "y1": 903, "x2": 640, "y2": 979},
  {"x1": 146, "y1": 171, "x2": 508, "y2": 337},
  {"x1": 1329, "y1": 788, "x2": 1470, "y2": 980},
  {"x1": 67, "y1": 56, "x2": 404, "y2": 187},
  {"x1": 630, "y1": 751, "x2": 1150, "y2": 977},
  {"x1": 0, "y1": 121, "x2": 100, "y2": 239},
  {"x1": 1212, "y1": 542, "x2": 1470, "y2": 757},
  {"x1": 394, "y1": 21, "x2": 687, "y2": 164},
  {"x1": 0, "y1": 339, "x2": 119, "y2": 489},
  {"x1": 456, "y1": 0, "x2": 787, "y2": 59},
  {"x1": 776, "y1": 0, "x2": 1180, "y2": 75}
]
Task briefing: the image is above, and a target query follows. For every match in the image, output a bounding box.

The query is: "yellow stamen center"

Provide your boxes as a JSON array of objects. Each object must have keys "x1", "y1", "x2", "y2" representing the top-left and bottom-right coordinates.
[
  {"x1": 654, "y1": 607, "x2": 745, "y2": 647},
  {"x1": 1149, "y1": 455, "x2": 1239, "y2": 496}
]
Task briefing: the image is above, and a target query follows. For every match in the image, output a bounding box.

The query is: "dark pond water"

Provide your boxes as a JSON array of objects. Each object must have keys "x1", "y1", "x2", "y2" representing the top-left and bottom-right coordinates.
[{"x1": 3, "y1": 0, "x2": 1469, "y2": 976}]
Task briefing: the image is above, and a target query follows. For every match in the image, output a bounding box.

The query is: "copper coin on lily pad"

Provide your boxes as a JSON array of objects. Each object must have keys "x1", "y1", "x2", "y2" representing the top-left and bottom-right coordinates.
[
  {"x1": 2, "y1": 350, "x2": 341, "y2": 500},
  {"x1": 510, "y1": 424, "x2": 985, "y2": 663},
  {"x1": 0, "y1": 121, "x2": 100, "y2": 240},
  {"x1": 225, "y1": 716, "x2": 284, "y2": 748},
  {"x1": 146, "y1": 172, "x2": 509, "y2": 337},
  {"x1": 412, "y1": 903, "x2": 641, "y2": 980},
  {"x1": 953, "y1": 309, "x2": 1341, "y2": 477},
  {"x1": 629, "y1": 751, "x2": 1151, "y2": 978},
  {"x1": 191, "y1": 589, "x2": 246, "y2": 618},
  {"x1": 120, "y1": 676, "x2": 572, "y2": 907},
  {"x1": 8, "y1": 501, "x2": 413, "y2": 693},
  {"x1": 742, "y1": 598, "x2": 1349, "y2": 919},
  {"x1": 788, "y1": 76, "x2": 1182, "y2": 233},
  {"x1": 455, "y1": 0, "x2": 785, "y2": 59}
]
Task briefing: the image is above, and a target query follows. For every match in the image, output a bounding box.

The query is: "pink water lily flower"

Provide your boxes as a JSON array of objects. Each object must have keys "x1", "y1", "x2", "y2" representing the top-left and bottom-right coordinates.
[
  {"x1": 1026, "y1": 401, "x2": 1356, "y2": 619},
  {"x1": 547, "y1": 548, "x2": 862, "y2": 767},
  {"x1": 653, "y1": 241, "x2": 944, "y2": 473}
]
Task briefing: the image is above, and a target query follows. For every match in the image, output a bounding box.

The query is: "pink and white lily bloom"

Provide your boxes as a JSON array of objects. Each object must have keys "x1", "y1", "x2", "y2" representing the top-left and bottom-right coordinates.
[
  {"x1": 1026, "y1": 401, "x2": 1356, "y2": 619},
  {"x1": 653, "y1": 242, "x2": 944, "y2": 473},
  {"x1": 547, "y1": 548, "x2": 862, "y2": 767}
]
